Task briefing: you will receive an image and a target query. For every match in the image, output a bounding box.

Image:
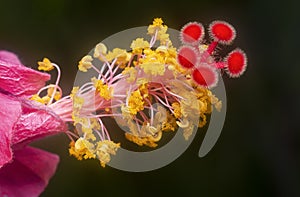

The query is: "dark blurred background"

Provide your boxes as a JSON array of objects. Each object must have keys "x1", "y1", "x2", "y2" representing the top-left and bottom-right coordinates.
[{"x1": 1, "y1": 0, "x2": 299, "y2": 196}]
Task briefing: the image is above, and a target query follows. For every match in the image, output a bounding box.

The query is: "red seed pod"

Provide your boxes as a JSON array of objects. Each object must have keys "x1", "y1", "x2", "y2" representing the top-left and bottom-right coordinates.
[
  {"x1": 192, "y1": 65, "x2": 218, "y2": 88},
  {"x1": 177, "y1": 45, "x2": 199, "y2": 69},
  {"x1": 180, "y1": 22, "x2": 205, "y2": 45},
  {"x1": 225, "y1": 48, "x2": 247, "y2": 78},
  {"x1": 209, "y1": 21, "x2": 236, "y2": 44}
]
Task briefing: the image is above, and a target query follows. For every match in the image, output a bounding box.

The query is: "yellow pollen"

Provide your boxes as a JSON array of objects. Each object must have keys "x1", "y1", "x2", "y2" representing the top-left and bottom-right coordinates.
[
  {"x1": 91, "y1": 77, "x2": 113, "y2": 100},
  {"x1": 47, "y1": 86, "x2": 61, "y2": 101},
  {"x1": 38, "y1": 58, "x2": 54, "y2": 71},
  {"x1": 96, "y1": 140, "x2": 120, "y2": 167},
  {"x1": 69, "y1": 138, "x2": 96, "y2": 160},
  {"x1": 130, "y1": 38, "x2": 150, "y2": 54},
  {"x1": 128, "y1": 89, "x2": 144, "y2": 115},
  {"x1": 94, "y1": 43, "x2": 107, "y2": 59},
  {"x1": 78, "y1": 55, "x2": 93, "y2": 72}
]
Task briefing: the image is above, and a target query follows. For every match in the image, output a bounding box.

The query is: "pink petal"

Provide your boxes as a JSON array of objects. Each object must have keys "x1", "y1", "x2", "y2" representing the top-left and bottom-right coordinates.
[
  {"x1": 0, "y1": 51, "x2": 50, "y2": 97},
  {"x1": 0, "y1": 93, "x2": 22, "y2": 168},
  {"x1": 0, "y1": 51, "x2": 22, "y2": 65},
  {"x1": 11, "y1": 99, "x2": 67, "y2": 146},
  {"x1": 0, "y1": 146, "x2": 59, "y2": 197}
]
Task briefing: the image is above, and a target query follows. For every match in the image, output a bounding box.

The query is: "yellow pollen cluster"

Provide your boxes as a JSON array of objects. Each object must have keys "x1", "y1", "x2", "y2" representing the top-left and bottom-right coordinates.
[
  {"x1": 92, "y1": 77, "x2": 113, "y2": 100},
  {"x1": 128, "y1": 89, "x2": 144, "y2": 115},
  {"x1": 72, "y1": 95, "x2": 84, "y2": 115},
  {"x1": 125, "y1": 131, "x2": 162, "y2": 148},
  {"x1": 30, "y1": 94, "x2": 49, "y2": 104},
  {"x1": 135, "y1": 46, "x2": 180, "y2": 76},
  {"x1": 147, "y1": 18, "x2": 170, "y2": 44},
  {"x1": 69, "y1": 138, "x2": 120, "y2": 167},
  {"x1": 172, "y1": 102, "x2": 182, "y2": 119},
  {"x1": 130, "y1": 38, "x2": 150, "y2": 54},
  {"x1": 122, "y1": 103, "x2": 178, "y2": 148},
  {"x1": 78, "y1": 55, "x2": 93, "y2": 72},
  {"x1": 30, "y1": 85, "x2": 61, "y2": 104},
  {"x1": 96, "y1": 140, "x2": 120, "y2": 167},
  {"x1": 122, "y1": 67, "x2": 137, "y2": 83},
  {"x1": 161, "y1": 115, "x2": 177, "y2": 132},
  {"x1": 105, "y1": 48, "x2": 131, "y2": 67},
  {"x1": 71, "y1": 97, "x2": 100, "y2": 142},
  {"x1": 38, "y1": 58, "x2": 54, "y2": 71},
  {"x1": 166, "y1": 80, "x2": 223, "y2": 140},
  {"x1": 47, "y1": 86, "x2": 62, "y2": 101},
  {"x1": 70, "y1": 86, "x2": 79, "y2": 99},
  {"x1": 152, "y1": 18, "x2": 163, "y2": 26},
  {"x1": 140, "y1": 62, "x2": 165, "y2": 76},
  {"x1": 69, "y1": 138, "x2": 96, "y2": 160},
  {"x1": 93, "y1": 43, "x2": 107, "y2": 60}
]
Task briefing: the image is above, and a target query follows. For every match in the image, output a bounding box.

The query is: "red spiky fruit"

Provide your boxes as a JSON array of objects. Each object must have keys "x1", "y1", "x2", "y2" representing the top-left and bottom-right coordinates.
[
  {"x1": 209, "y1": 21, "x2": 236, "y2": 44},
  {"x1": 177, "y1": 46, "x2": 198, "y2": 69},
  {"x1": 225, "y1": 48, "x2": 247, "y2": 78},
  {"x1": 192, "y1": 65, "x2": 218, "y2": 88},
  {"x1": 180, "y1": 22, "x2": 204, "y2": 45}
]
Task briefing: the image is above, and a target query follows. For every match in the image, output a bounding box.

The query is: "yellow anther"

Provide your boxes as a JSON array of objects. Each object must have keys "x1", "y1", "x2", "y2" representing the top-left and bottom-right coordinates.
[
  {"x1": 47, "y1": 86, "x2": 61, "y2": 101},
  {"x1": 172, "y1": 102, "x2": 181, "y2": 119},
  {"x1": 130, "y1": 38, "x2": 150, "y2": 54},
  {"x1": 69, "y1": 138, "x2": 96, "y2": 160},
  {"x1": 91, "y1": 77, "x2": 113, "y2": 100},
  {"x1": 70, "y1": 86, "x2": 79, "y2": 99},
  {"x1": 128, "y1": 89, "x2": 144, "y2": 115},
  {"x1": 140, "y1": 63, "x2": 165, "y2": 76},
  {"x1": 96, "y1": 140, "x2": 120, "y2": 167},
  {"x1": 125, "y1": 133, "x2": 158, "y2": 148},
  {"x1": 30, "y1": 94, "x2": 45, "y2": 104},
  {"x1": 122, "y1": 67, "x2": 137, "y2": 83},
  {"x1": 38, "y1": 58, "x2": 54, "y2": 71},
  {"x1": 78, "y1": 55, "x2": 93, "y2": 72},
  {"x1": 94, "y1": 43, "x2": 107, "y2": 59}
]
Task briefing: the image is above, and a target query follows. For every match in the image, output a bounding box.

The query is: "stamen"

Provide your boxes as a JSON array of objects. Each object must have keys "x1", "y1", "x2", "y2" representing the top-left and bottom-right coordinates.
[
  {"x1": 48, "y1": 63, "x2": 61, "y2": 105},
  {"x1": 149, "y1": 29, "x2": 158, "y2": 48}
]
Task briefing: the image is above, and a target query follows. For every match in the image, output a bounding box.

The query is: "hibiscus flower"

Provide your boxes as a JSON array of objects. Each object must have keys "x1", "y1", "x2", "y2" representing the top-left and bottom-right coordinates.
[{"x1": 0, "y1": 51, "x2": 72, "y2": 197}]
